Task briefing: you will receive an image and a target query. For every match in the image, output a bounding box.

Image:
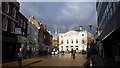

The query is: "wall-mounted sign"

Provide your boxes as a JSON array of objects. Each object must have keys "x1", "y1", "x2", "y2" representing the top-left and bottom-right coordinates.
[{"x1": 15, "y1": 28, "x2": 21, "y2": 35}]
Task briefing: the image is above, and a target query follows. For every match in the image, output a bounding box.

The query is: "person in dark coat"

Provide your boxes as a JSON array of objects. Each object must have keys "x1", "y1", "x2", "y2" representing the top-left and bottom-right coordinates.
[
  {"x1": 72, "y1": 49, "x2": 76, "y2": 59},
  {"x1": 17, "y1": 48, "x2": 23, "y2": 67}
]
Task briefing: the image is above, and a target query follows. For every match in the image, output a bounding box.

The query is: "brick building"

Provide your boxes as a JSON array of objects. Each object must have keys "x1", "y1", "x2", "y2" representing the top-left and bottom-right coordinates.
[{"x1": 1, "y1": 0, "x2": 28, "y2": 61}]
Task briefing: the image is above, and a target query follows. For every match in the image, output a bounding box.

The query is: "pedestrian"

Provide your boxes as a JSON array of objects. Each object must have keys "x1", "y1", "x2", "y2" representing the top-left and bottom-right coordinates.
[
  {"x1": 71, "y1": 48, "x2": 73, "y2": 56},
  {"x1": 17, "y1": 48, "x2": 23, "y2": 68},
  {"x1": 72, "y1": 50, "x2": 76, "y2": 59}
]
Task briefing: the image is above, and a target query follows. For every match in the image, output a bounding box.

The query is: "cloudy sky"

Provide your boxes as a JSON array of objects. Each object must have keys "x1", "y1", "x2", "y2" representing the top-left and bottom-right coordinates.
[{"x1": 18, "y1": 1, "x2": 97, "y2": 37}]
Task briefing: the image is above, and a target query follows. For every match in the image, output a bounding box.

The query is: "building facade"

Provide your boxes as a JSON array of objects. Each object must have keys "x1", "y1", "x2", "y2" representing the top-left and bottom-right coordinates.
[
  {"x1": 1, "y1": 1, "x2": 28, "y2": 61},
  {"x1": 27, "y1": 16, "x2": 40, "y2": 57},
  {"x1": 38, "y1": 23, "x2": 44, "y2": 54},
  {"x1": 52, "y1": 35, "x2": 59, "y2": 47},
  {"x1": 96, "y1": 1, "x2": 120, "y2": 61},
  {"x1": 59, "y1": 30, "x2": 88, "y2": 52},
  {"x1": 43, "y1": 25, "x2": 53, "y2": 53}
]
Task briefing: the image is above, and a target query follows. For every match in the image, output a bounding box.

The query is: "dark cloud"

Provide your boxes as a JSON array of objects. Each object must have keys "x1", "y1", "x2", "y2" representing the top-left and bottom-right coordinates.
[{"x1": 19, "y1": 2, "x2": 97, "y2": 37}]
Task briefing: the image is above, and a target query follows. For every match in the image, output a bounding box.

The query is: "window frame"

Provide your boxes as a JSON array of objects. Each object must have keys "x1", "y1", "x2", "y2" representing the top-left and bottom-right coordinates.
[
  {"x1": 12, "y1": 7, "x2": 16, "y2": 18},
  {"x1": 2, "y1": 17, "x2": 8, "y2": 31},
  {"x1": 4, "y1": 2, "x2": 10, "y2": 13},
  {"x1": 10, "y1": 22, "x2": 15, "y2": 33}
]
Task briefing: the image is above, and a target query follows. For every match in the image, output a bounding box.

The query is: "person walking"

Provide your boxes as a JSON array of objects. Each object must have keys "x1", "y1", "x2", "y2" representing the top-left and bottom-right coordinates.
[
  {"x1": 72, "y1": 50, "x2": 76, "y2": 59},
  {"x1": 17, "y1": 48, "x2": 23, "y2": 68},
  {"x1": 71, "y1": 48, "x2": 73, "y2": 56}
]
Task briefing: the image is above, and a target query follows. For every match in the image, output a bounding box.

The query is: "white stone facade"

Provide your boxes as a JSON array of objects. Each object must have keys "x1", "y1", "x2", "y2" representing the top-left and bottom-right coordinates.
[{"x1": 59, "y1": 30, "x2": 87, "y2": 52}]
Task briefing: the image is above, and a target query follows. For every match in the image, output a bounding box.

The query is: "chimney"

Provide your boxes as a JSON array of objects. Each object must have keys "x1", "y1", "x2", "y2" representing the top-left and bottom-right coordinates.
[{"x1": 79, "y1": 26, "x2": 82, "y2": 31}]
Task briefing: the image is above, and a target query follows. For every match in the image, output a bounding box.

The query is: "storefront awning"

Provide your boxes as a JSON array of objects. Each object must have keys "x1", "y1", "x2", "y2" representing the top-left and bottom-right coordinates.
[{"x1": 17, "y1": 36, "x2": 27, "y2": 44}]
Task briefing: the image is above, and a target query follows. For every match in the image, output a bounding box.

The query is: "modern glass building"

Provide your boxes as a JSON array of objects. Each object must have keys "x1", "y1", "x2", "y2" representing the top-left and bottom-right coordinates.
[{"x1": 96, "y1": 1, "x2": 120, "y2": 61}]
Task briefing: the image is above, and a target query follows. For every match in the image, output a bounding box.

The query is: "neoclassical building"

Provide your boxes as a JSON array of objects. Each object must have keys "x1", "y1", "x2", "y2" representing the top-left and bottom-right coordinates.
[{"x1": 59, "y1": 30, "x2": 88, "y2": 52}]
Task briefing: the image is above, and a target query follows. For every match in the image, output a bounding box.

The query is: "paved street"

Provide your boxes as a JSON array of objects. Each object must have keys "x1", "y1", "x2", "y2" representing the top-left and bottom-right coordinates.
[{"x1": 2, "y1": 53, "x2": 86, "y2": 67}]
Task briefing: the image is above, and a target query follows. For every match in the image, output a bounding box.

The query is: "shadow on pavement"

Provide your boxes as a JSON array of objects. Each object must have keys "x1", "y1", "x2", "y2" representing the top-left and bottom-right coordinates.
[{"x1": 25, "y1": 60, "x2": 42, "y2": 66}]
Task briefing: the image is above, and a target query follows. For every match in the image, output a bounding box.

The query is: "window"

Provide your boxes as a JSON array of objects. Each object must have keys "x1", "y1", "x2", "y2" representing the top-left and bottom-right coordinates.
[
  {"x1": 23, "y1": 32, "x2": 25, "y2": 36},
  {"x1": 10, "y1": 22, "x2": 15, "y2": 33},
  {"x1": 82, "y1": 39, "x2": 85, "y2": 44},
  {"x1": 108, "y1": 2, "x2": 112, "y2": 9},
  {"x1": 4, "y1": 2, "x2": 10, "y2": 13},
  {"x1": 18, "y1": 17, "x2": 20, "y2": 25},
  {"x1": 61, "y1": 46, "x2": 63, "y2": 50},
  {"x1": 20, "y1": 19, "x2": 23, "y2": 27},
  {"x1": 106, "y1": 4, "x2": 109, "y2": 14},
  {"x1": 110, "y1": 8, "x2": 113, "y2": 18},
  {"x1": 24, "y1": 21, "x2": 26, "y2": 29},
  {"x1": 61, "y1": 35, "x2": 63, "y2": 38},
  {"x1": 82, "y1": 34, "x2": 84, "y2": 36},
  {"x1": 113, "y1": 3, "x2": 116, "y2": 13},
  {"x1": 67, "y1": 40, "x2": 69, "y2": 44},
  {"x1": 12, "y1": 7, "x2": 16, "y2": 18},
  {"x1": 61, "y1": 40, "x2": 63, "y2": 44},
  {"x1": 75, "y1": 46, "x2": 78, "y2": 47},
  {"x1": 76, "y1": 48, "x2": 78, "y2": 50},
  {"x1": 71, "y1": 40, "x2": 73, "y2": 44},
  {"x1": 76, "y1": 39, "x2": 78, "y2": 43},
  {"x1": 2, "y1": 17, "x2": 8, "y2": 31}
]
